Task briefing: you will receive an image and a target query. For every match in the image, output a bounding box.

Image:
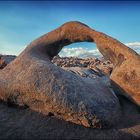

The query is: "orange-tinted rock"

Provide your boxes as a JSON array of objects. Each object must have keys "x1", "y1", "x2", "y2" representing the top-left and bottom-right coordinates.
[
  {"x1": 93, "y1": 31, "x2": 140, "y2": 106},
  {"x1": 0, "y1": 22, "x2": 122, "y2": 128},
  {"x1": 0, "y1": 21, "x2": 139, "y2": 128}
]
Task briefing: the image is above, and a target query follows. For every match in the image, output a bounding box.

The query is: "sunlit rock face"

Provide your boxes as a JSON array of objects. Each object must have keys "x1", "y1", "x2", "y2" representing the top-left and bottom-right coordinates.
[{"x1": 0, "y1": 21, "x2": 139, "y2": 128}]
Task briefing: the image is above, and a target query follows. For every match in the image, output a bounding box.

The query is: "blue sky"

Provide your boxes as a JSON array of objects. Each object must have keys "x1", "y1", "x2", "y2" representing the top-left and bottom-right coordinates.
[{"x1": 0, "y1": 1, "x2": 140, "y2": 57}]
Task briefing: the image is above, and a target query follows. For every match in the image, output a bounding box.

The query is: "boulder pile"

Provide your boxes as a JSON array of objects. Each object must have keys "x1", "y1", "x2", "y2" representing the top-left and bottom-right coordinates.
[{"x1": 52, "y1": 55, "x2": 113, "y2": 76}]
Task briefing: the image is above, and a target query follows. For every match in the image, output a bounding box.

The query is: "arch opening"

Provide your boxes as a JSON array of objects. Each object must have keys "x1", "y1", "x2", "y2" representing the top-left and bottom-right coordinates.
[{"x1": 58, "y1": 42, "x2": 101, "y2": 58}]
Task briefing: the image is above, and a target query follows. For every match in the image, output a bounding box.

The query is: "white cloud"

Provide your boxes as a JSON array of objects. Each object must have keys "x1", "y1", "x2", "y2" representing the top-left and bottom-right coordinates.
[
  {"x1": 125, "y1": 42, "x2": 140, "y2": 54},
  {"x1": 59, "y1": 47, "x2": 102, "y2": 58},
  {"x1": 0, "y1": 43, "x2": 24, "y2": 55},
  {"x1": 125, "y1": 42, "x2": 140, "y2": 47},
  {"x1": 59, "y1": 42, "x2": 140, "y2": 58}
]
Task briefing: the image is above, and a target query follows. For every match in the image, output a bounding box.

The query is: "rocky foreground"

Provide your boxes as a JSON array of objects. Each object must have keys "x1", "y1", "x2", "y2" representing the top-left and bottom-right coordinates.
[{"x1": 0, "y1": 54, "x2": 140, "y2": 139}]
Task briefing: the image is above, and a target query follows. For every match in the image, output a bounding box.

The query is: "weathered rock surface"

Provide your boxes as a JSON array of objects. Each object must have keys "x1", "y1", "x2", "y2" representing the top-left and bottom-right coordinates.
[
  {"x1": 94, "y1": 32, "x2": 140, "y2": 106},
  {"x1": 0, "y1": 56, "x2": 120, "y2": 128},
  {"x1": 0, "y1": 21, "x2": 139, "y2": 128},
  {"x1": 0, "y1": 96, "x2": 140, "y2": 139}
]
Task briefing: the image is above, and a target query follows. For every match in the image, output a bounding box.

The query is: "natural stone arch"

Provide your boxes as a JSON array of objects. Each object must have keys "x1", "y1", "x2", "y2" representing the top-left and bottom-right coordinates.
[
  {"x1": 0, "y1": 21, "x2": 139, "y2": 128},
  {"x1": 26, "y1": 21, "x2": 140, "y2": 105}
]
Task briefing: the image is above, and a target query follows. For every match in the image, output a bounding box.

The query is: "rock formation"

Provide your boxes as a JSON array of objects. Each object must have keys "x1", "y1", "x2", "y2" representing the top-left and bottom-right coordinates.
[
  {"x1": 93, "y1": 30, "x2": 140, "y2": 106},
  {"x1": 0, "y1": 55, "x2": 16, "y2": 69},
  {"x1": 0, "y1": 21, "x2": 139, "y2": 128},
  {"x1": 52, "y1": 56, "x2": 113, "y2": 76}
]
